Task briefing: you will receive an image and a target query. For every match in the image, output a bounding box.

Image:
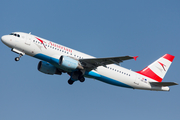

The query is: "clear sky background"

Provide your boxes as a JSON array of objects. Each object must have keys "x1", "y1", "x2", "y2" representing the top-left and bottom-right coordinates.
[{"x1": 0, "y1": 0, "x2": 180, "y2": 120}]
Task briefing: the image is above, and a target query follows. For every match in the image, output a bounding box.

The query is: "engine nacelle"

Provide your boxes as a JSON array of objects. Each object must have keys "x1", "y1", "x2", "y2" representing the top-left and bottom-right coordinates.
[
  {"x1": 38, "y1": 61, "x2": 62, "y2": 75},
  {"x1": 59, "y1": 56, "x2": 83, "y2": 70}
]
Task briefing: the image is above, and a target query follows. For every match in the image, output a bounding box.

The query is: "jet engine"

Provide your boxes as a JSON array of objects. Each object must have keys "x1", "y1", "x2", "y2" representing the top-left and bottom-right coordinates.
[
  {"x1": 59, "y1": 56, "x2": 83, "y2": 70},
  {"x1": 38, "y1": 61, "x2": 62, "y2": 75}
]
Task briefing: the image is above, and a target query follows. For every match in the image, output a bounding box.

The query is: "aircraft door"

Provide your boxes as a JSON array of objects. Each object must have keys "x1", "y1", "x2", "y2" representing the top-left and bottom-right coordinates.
[
  {"x1": 134, "y1": 74, "x2": 141, "y2": 85},
  {"x1": 25, "y1": 33, "x2": 32, "y2": 45}
]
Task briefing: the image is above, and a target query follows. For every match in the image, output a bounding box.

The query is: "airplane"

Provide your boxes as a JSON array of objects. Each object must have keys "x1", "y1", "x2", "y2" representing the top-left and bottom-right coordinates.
[{"x1": 1, "y1": 32, "x2": 178, "y2": 91}]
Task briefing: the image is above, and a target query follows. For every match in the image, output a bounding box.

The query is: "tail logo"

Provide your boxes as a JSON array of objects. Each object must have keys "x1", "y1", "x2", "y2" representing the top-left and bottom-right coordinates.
[
  {"x1": 158, "y1": 61, "x2": 166, "y2": 71},
  {"x1": 35, "y1": 37, "x2": 47, "y2": 49}
]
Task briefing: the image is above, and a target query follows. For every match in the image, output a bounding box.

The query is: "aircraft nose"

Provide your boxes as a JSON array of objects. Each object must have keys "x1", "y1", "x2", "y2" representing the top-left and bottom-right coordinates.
[
  {"x1": 1, "y1": 35, "x2": 5, "y2": 43},
  {"x1": 1, "y1": 35, "x2": 10, "y2": 45}
]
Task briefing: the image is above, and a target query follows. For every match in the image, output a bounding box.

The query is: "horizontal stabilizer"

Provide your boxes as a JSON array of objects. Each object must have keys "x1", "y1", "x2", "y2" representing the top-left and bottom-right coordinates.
[{"x1": 150, "y1": 82, "x2": 178, "y2": 86}]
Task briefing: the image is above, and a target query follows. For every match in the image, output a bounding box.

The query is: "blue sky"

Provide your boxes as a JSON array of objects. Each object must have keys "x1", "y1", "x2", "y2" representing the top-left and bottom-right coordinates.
[{"x1": 0, "y1": 0, "x2": 180, "y2": 120}]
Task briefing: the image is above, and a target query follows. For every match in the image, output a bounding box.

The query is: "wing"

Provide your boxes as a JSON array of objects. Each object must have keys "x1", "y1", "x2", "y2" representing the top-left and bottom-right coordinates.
[{"x1": 80, "y1": 56, "x2": 138, "y2": 71}]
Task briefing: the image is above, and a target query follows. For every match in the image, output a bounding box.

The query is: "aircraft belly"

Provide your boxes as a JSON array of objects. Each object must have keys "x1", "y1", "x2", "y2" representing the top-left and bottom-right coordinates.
[{"x1": 85, "y1": 67, "x2": 134, "y2": 89}]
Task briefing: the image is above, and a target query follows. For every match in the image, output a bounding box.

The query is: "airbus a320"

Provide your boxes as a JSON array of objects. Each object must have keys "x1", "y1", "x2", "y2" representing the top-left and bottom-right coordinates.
[{"x1": 1, "y1": 32, "x2": 178, "y2": 91}]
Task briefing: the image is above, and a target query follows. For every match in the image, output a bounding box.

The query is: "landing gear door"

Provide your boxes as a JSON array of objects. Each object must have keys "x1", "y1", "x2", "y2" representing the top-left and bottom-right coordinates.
[{"x1": 25, "y1": 33, "x2": 32, "y2": 45}]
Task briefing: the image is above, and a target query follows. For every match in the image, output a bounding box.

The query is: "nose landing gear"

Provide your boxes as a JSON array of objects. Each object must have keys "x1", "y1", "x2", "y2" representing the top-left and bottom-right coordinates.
[
  {"x1": 15, "y1": 54, "x2": 23, "y2": 61},
  {"x1": 11, "y1": 48, "x2": 25, "y2": 62}
]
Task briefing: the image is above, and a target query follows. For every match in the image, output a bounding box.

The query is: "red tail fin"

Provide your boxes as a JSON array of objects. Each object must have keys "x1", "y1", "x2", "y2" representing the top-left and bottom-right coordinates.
[{"x1": 137, "y1": 54, "x2": 175, "y2": 82}]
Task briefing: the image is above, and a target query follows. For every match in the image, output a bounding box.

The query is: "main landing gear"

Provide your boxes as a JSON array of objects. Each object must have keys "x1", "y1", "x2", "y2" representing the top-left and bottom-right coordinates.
[
  {"x1": 79, "y1": 75, "x2": 85, "y2": 82},
  {"x1": 68, "y1": 79, "x2": 74, "y2": 85},
  {"x1": 67, "y1": 70, "x2": 85, "y2": 85}
]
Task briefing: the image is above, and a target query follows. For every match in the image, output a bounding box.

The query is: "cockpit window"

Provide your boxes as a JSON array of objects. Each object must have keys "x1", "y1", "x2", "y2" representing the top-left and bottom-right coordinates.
[{"x1": 10, "y1": 33, "x2": 20, "y2": 37}]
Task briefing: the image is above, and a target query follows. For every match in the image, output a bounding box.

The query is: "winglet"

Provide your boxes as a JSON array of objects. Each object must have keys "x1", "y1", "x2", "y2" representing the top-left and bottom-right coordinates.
[{"x1": 133, "y1": 56, "x2": 138, "y2": 61}]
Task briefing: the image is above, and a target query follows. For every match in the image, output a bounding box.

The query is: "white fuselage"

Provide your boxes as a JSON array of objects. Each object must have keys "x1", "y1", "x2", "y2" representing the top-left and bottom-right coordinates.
[{"x1": 1, "y1": 32, "x2": 170, "y2": 91}]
